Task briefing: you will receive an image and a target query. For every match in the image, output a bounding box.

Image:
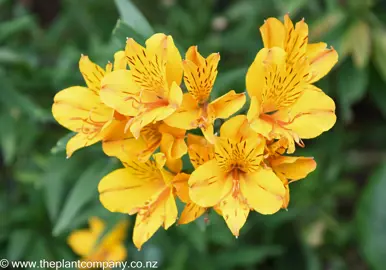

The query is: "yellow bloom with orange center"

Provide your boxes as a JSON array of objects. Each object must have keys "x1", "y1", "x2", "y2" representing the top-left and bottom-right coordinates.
[
  {"x1": 188, "y1": 116, "x2": 286, "y2": 236},
  {"x1": 52, "y1": 52, "x2": 129, "y2": 158},
  {"x1": 101, "y1": 34, "x2": 183, "y2": 139},
  {"x1": 67, "y1": 217, "x2": 128, "y2": 263},
  {"x1": 98, "y1": 153, "x2": 189, "y2": 249},
  {"x1": 246, "y1": 15, "x2": 338, "y2": 153},
  {"x1": 164, "y1": 46, "x2": 246, "y2": 143}
]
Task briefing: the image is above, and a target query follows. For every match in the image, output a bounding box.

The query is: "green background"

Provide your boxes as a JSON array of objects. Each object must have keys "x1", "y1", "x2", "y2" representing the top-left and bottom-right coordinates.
[{"x1": 1, "y1": 0, "x2": 386, "y2": 269}]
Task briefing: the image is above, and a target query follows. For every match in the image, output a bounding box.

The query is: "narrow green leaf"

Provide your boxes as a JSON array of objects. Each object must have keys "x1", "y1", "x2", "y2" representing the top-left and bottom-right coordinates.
[
  {"x1": 50, "y1": 132, "x2": 76, "y2": 154},
  {"x1": 53, "y1": 159, "x2": 117, "y2": 235},
  {"x1": 372, "y1": 28, "x2": 386, "y2": 82},
  {"x1": 351, "y1": 21, "x2": 371, "y2": 68},
  {"x1": 337, "y1": 60, "x2": 368, "y2": 122},
  {"x1": 112, "y1": 19, "x2": 146, "y2": 48},
  {"x1": 309, "y1": 10, "x2": 346, "y2": 41},
  {"x1": 357, "y1": 163, "x2": 386, "y2": 270},
  {"x1": 7, "y1": 230, "x2": 34, "y2": 261},
  {"x1": 114, "y1": 0, "x2": 154, "y2": 38},
  {"x1": 43, "y1": 155, "x2": 79, "y2": 222}
]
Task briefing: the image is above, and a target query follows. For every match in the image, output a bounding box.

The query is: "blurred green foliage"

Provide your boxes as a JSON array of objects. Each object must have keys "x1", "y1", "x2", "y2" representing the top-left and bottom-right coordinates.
[{"x1": 1, "y1": 0, "x2": 386, "y2": 269}]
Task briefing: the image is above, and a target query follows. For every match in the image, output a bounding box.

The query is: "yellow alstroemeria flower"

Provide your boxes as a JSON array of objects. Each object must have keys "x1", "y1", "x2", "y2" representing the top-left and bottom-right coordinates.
[
  {"x1": 52, "y1": 52, "x2": 128, "y2": 157},
  {"x1": 164, "y1": 46, "x2": 246, "y2": 143},
  {"x1": 67, "y1": 217, "x2": 128, "y2": 262},
  {"x1": 98, "y1": 153, "x2": 189, "y2": 249},
  {"x1": 188, "y1": 116, "x2": 286, "y2": 236},
  {"x1": 246, "y1": 15, "x2": 338, "y2": 153},
  {"x1": 101, "y1": 34, "x2": 183, "y2": 139}
]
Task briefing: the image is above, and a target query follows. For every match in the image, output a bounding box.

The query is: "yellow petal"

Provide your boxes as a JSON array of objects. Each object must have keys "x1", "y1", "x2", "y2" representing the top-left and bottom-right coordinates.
[
  {"x1": 103, "y1": 219, "x2": 129, "y2": 244},
  {"x1": 163, "y1": 94, "x2": 200, "y2": 130},
  {"x1": 102, "y1": 120, "x2": 151, "y2": 163},
  {"x1": 260, "y1": 17, "x2": 285, "y2": 48},
  {"x1": 220, "y1": 115, "x2": 255, "y2": 141},
  {"x1": 284, "y1": 15, "x2": 309, "y2": 64},
  {"x1": 201, "y1": 124, "x2": 216, "y2": 144},
  {"x1": 130, "y1": 106, "x2": 175, "y2": 139},
  {"x1": 307, "y1": 47, "x2": 338, "y2": 83},
  {"x1": 282, "y1": 85, "x2": 336, "y2": 138},
  {"x1": 133, "y1": 189, "x2": 177, "y2": 249},
  {"x1": 146, "y1": 34, "x2": 183, "y2": 87},
  {"x1": 189, "y1": 159, "x2": 232, "y2": 207},
  {"x1": 209, "y1": 91, "x2": 246, "y2": 119},
  {"x1": 179, "y1": 202, "x2": 206, "y2": 225},
  {"x1": 104, "y1": 244, "x2": 127, "y2": 262},
  {"x1": 188, "y1": 143, "x2": 215, "y2": 169},
  {"x1": 98, "y1": 167, "x2": 165, "y2": 213},
  {"x1": 52, "y1": 86, "x2": 111, "y2": 132},
  {"x1": 66, "y1": 132, "x2": 103, "y2": 158},
  {"x1": 271, "y1": 156, "x2": 316, "y2": 181},
  {"x1": 126, "y1": 37, "x2": 168, "y2": 98},
  {"x1": 165, "y1": 158, "x2": 182, "y2": 174},
  {"x1": 183, "y1": 47, "x2": 220, "y2": 103},
  {"x1": 167, "y1": 81, "x2": 183, "y2": 107},
  {"x1": 172, "y1": 172, "x2": 190, "y2": 202},
  {"x1": 187, "y1": 133, "x2": 208, "y2": 146},
  {"x1": 240, "y1": 168, "x2": 285, "y2": 214},
  {"x1": 214, "y1": 137, "x2": 265, "y2": 172},
  {"x1": 89, "y1": 216, "x2": 105, "y2": 236},
  {"x1": 246, "y1": 47, "x2": 286, "y2": 99},
  {"x1": 247, "y1": 96, "x2": 272, "y2": 138},
  {"x1": 79, "y1": 55, "x2": 105, "y2": 94},
  {"x1": 113, "y1": 51, "x2": 127, "y2": 70},
  {"x1": 100, "y1": 70, "x2": 141, "y2": 116},
  {"x1": 67, "y1": 230, "x2": 95, "y2": 256},
  {"x1": 186, "y1": 45, "x2": 205, "y2": 66},
  {"x1": 217, "y1": 194, "x2": 250, "y2": 237},
  {"x1": 160, "y1": 133, "x2": 187, "y2": 159}
]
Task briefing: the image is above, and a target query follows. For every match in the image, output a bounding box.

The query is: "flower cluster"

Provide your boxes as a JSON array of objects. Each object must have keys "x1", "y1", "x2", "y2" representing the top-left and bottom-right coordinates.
[{"x1": 52, "y1": 15, "x2": 338, "y2": 249}]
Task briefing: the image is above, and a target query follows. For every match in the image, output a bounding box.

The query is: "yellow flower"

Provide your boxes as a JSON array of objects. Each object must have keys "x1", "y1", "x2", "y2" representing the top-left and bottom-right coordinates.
[
  {"x1": 98, "y1": 153, "x2": 189, "y2": 249},
  {"x1": 67, "y1": 217, "x2": 128, "y2": 262},
  {"x1": 188, "y1": 116, "x2": 285, "y2": 236},
  {"x1": 52, "y1": 52, "x2": 128, "y2": 158},
  {"x1": 164, "y1": 46, "x2": 246, "y2": 143},
  {"x1": 101, "y1": 34, "x2": 183, "y2": 139},
  {"x1": 246, "y1": 15, "x2": 338, "y2": 153}
]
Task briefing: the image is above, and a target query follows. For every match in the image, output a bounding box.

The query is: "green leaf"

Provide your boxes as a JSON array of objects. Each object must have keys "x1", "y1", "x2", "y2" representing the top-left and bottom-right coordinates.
[
  {"x1": 50, "y1": 132, "x2": 76, "y2": 154},
  {"x1": 356, "y1": 163, "x2": 386, "y2": 270},
  {"x1": 43, "y1": 155, "x2": 79, "y2": 221},
  {"x1": 337, "y1": 60, "x2": 368, "y2": 122},
  {"x1": 53, "y1": 159, "x2": 117, "y2": 235},
  {"x1": 112, "y1": 19, "x2": 146, "y2": 48},
  {"x1": 212, "y1": 68, "x2": 247, "y2": 98},
  {"x1": 114, "y1": 0, "x2": 154, "y2": 38},
  {"x1": 7, "y1": 230, "x2": 34, "y2": 261},
  {"x1": 309, "y1": 10, "x2": 346, "y2": 41},
  {"x1": 351, "y1": 21, "x2": 371, "y2": 68},
  {"x1": 372, "y1": 28, "x2": 386, "y2": 82}
]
